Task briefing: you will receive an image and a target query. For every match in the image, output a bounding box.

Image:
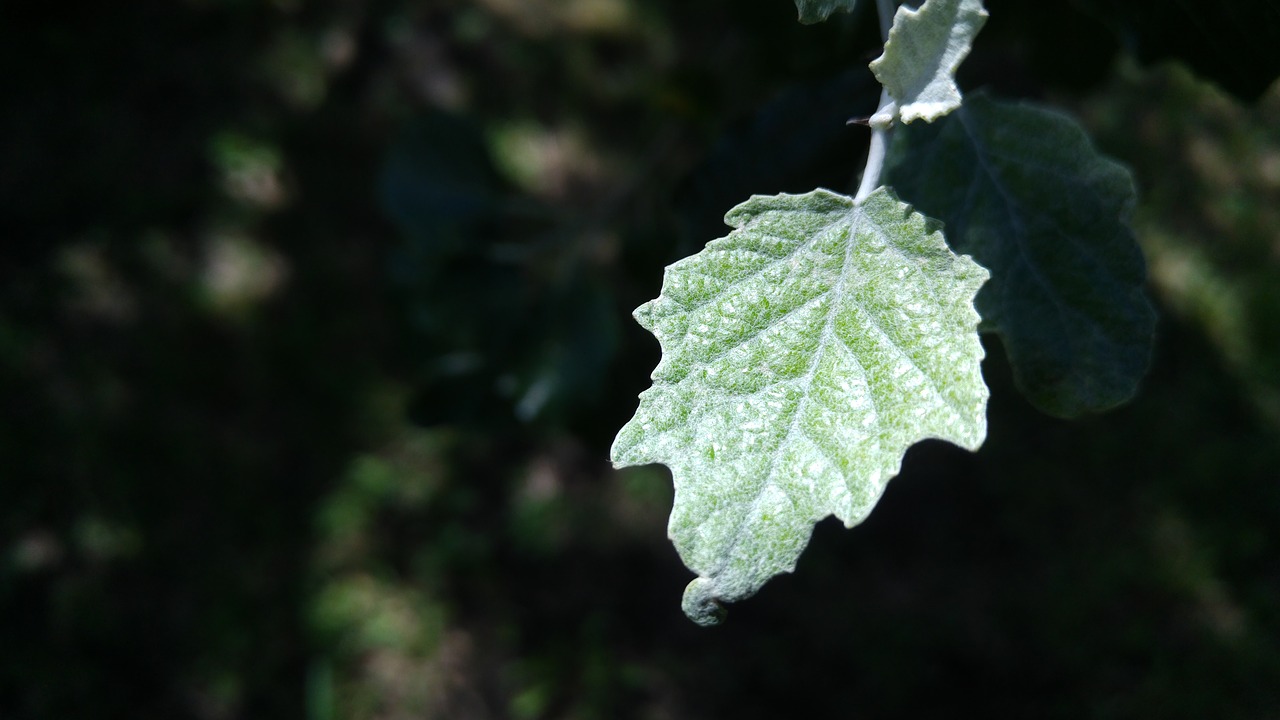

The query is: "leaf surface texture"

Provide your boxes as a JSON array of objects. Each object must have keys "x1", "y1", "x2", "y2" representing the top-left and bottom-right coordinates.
[{"x1": 869, "y1": 0, "x2": 987, "y2": 123}]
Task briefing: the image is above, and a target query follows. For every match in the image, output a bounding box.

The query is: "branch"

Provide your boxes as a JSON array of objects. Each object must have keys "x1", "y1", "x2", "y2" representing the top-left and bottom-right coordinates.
[{"x1": 855, "y1": 0, "x2": 898, "y2": 202}]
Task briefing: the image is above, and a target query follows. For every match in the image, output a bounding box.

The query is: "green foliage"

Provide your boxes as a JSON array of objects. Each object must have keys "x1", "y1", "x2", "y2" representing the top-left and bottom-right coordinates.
[
  {"x1": 618, "y1": 0, "x2": 1158, "y2": 622},
  {"x1": 9, "y1": 0, "x2": 1280, "y2": 716},
  {"x1": 613, "y1": 187, "x2": 988, "y2": 624},
  {"x1": 885, "y1": 93, "x2": 1156, "y2": 416}
]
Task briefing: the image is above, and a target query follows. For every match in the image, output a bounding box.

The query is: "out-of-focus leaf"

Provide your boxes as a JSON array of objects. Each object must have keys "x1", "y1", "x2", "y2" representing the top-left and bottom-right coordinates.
[
  {"x1": 885, "y1": 93, "x2": 1156, "y2": 417},
  {"x1": 613, "y1": 187, "x2": 988, "y2": 625},
  {"x1": 793, "y1": 0, "x2": 860, "y2": 25}
]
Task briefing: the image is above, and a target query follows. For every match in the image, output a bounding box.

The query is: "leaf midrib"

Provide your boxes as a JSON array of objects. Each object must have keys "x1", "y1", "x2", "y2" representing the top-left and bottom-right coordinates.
[{"x1": 709, "y1": 209, "x2": 869, "y2": 580}]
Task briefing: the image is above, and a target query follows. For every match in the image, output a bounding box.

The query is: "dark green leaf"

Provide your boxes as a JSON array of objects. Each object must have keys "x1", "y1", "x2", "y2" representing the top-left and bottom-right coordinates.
[{"x1": 885, "y1": 93, "x2": 1156, "y2": 417}]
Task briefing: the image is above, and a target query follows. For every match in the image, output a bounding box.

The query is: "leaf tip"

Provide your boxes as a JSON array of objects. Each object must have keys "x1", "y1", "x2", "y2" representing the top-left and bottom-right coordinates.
[
  {"x1": 682, "y1": 577, "x2": 727, "y2": 627},
  {"x1": 609, "y1": 417, "x2": 648, "y2": 469},
  {"x1": 632, "y1": 299, "x2": 659, "y2": 331}
]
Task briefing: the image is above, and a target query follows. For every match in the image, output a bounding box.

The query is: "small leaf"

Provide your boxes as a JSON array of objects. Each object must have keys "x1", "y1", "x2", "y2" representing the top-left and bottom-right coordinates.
[
  {"x1": 793, "y1": 0, "x2": 860, "y2": 25},
  {"x1": 884, "y1": 93, "x2": 1156, "y2": 417},
  {"x1": 612, "y1": 187, "x2": 988, "y2": 625},
  {"x1": 869, "y1": 0, "x2": 987, "y2": 123}
]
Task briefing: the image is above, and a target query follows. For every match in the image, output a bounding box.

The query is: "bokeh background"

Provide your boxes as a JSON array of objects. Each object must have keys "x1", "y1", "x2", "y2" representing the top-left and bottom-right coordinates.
[{"x1": 2, "y1": 1, "x2": 1279, "y2": 718}]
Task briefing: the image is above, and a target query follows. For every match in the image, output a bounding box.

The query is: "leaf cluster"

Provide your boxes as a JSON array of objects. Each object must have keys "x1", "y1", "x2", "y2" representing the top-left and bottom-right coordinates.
[{"x1": 615, "y1": 0, "x2": 1160, "y2": 623}]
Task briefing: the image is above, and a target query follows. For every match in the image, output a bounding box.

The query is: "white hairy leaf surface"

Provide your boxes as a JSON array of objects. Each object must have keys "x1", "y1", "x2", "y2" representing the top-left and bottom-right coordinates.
[
  {"x1": 869, "y1": 0, "x2": 988, "y2": 123},
  {"x1": 612, "y1": 187, "x2": 989, "y2": 625}
]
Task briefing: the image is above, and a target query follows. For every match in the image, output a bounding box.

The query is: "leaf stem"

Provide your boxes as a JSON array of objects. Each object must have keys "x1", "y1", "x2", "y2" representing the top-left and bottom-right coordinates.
[
  {"x1": 855, "y1": 88, "x2": 893, "y2": 202},
  {"x1": 855, "y1": 0, "x2": 898, "y2": 203}
]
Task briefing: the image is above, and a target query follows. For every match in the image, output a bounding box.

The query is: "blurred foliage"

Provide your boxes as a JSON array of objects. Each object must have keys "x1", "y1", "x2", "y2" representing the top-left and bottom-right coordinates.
[
  {"x1": 1075, "y1": 62, "x2": 1280, "y2": 425},
  {"x1": 1073, "y1": 0, "x2": 1280, "y2": 102},
  {"x1": 1, "y1": 0, "x2": 1279, "y2": 719}
]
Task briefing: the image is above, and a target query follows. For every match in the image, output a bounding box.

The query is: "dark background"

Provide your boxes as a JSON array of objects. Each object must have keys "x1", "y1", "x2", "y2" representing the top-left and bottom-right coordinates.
[{"x1": 2, "y1": 1, "x2": 1279, "y2": 718}]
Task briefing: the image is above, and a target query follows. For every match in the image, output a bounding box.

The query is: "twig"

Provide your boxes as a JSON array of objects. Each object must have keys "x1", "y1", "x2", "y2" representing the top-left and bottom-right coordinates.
[{"x1": 855, "y1": 0, "x2": 898, "y2": 202}]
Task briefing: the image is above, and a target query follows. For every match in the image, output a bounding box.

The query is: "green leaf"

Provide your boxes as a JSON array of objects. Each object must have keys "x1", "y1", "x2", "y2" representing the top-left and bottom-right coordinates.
[
  {"x1": 792, "y1": 0, "x2": 860, "y2": 25},
  {"x1": 612, "y1": 187, "x2": 989, "y2": 625},
  {"x1": 884, "y1": 93, "x2": 1156, "y2": 417},
  {"x1": 869, "y1": 0, "x2": 987, "y2": 123}
]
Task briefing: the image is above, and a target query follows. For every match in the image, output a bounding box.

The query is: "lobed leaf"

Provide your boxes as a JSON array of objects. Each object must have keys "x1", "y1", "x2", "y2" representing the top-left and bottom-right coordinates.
[
  {"x1": 869, "y1": 0, "x2": 987, "y2": 123},
  {"x1": 612, "y1": 187, "x2": 988, "y2": 625},
  {"x1": 884, "y1": 93, "x2": 1156, "y2": 417},
  {"x1": 792, "y1": 0, "x2": 860, "y2": 25}
]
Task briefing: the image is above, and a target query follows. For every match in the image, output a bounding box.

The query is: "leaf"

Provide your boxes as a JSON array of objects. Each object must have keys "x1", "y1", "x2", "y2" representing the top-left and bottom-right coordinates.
[
  {"x1": 792, "y1": 0, "x2": 860, "y2": 25},
  {"x1": 869, "y1": 0, "x2": 987, "y2": 123},
  {"x1": 612, "y1": 187, "x2": 989, "y2": 625},
  {"x1": 884, "y1": 93, "x2": 1156, "y2": 417}
]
